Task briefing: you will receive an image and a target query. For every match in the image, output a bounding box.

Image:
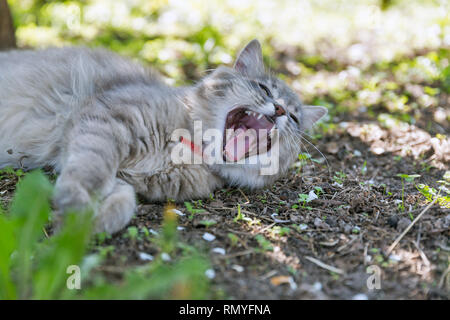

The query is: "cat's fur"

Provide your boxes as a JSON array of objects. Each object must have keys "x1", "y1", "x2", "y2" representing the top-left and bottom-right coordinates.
[{"x1": 0, "y1": 40, "x2": 326, "y2": 233}]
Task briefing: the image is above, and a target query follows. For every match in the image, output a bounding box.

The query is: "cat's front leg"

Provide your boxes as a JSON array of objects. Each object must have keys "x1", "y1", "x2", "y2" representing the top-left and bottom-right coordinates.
[
  {"x1": 54, "y1": 144, "x2": 120, "y2": 216},
  {"x1": 95, "y1": 178, "x2": 136, "y2": 234},
  {"x1": 54, "y1": 170, "x2": 136, "y2": 234},
  {"x1": 53, "y1": 109, "x2": 132, "y2": 231}
]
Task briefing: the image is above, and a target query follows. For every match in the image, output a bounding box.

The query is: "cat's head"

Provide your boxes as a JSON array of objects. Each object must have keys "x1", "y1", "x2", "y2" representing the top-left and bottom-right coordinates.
[{"x1": 186, "y1": 39, "x2": 327, "y2": 188}]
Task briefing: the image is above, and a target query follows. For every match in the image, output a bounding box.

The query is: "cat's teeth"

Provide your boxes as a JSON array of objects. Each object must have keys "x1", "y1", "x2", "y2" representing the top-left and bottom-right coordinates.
[
  {"x1": 245, "y1": 111, "x2": 251, "y2": 115},
  {"x1": 257, "y1": 114, "x2": 263, "y2": 120},
  {"x1": 252, "y1": 112, "x2": 257, "y2": 117}
]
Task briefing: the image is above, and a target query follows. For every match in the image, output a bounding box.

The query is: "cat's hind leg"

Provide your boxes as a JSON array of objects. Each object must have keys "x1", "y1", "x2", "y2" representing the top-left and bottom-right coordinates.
[{"x1": 95, "y1": 178, "x2": 136, "y2": 234}]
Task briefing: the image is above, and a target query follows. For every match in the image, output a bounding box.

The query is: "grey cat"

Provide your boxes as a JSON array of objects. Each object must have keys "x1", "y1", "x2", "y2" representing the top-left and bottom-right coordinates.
[{"x1": 0, "y1": 40, "x2": 326, "y2": 233}]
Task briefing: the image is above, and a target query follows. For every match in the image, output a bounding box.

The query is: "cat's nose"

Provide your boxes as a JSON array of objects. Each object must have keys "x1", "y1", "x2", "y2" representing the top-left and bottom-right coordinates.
[{"x1": 274, "y1": 104, "x2": 286, "y2": 117}]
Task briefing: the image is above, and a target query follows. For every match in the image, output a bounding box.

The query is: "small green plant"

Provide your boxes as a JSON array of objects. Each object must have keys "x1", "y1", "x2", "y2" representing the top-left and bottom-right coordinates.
[
  {"x1": 184, "y1": 201, "x2": 205, "y2": 214},
  {"x1": 227, "y1": 233, "x2": 239, "y2": 247},
  {"x1": 396, "y1": 174, "x2": 420, "y2": 211},
  {"x1": 184, "y1": 201, "x2": 205, "y2": 220},
  {"x1": 361, "y1": 160, "x2": 367, "y2": 175},
  {"x1": 271, "y1": 226, "x2": 291, "y2": 237},
  {"x1": 254, "y1": 235, "x2": 273, "y2": 252},
  {"x1": 297, "y1": 192, "x2": 314, "y2": 210},
  {"x1": 198, "y1": 220, "x2": 217, "y2": 228},
  {"x1": 298, "y1": 153, "x2": 311, "y2": 164},
  {"x1": 314, "y1": 186, "x2": 323, "y2": 196},
  {"x1": 95, "y1": 232, "x2": 111, "y2": 245},
  {"x1": 333, "y1": 171, "x2": 347, "y2": 185},
  {"x1": 257, "y1": 195, "x2": 267, "y2": 203},
  {"x1": 125, "y1": 226, "x2": 139, "y2": 241},
  {"x1": 379, "y1": 183, "x2": 389, "y2": 195},
  {"x1": 234, "y1": 204, "x2": 243, "y2": 222},
  {"x1": 0, "y1": 166, "x2": 24, "y2": 180},
  {"x1": 417, "y1": 183, "x2": 450, "y2": 209},
  {"x1": 298, "y1": 193, "x2": 309, "y2": 208},
  {"x1": 233, "y1": 204, "x2": 251, "y2": 223}
]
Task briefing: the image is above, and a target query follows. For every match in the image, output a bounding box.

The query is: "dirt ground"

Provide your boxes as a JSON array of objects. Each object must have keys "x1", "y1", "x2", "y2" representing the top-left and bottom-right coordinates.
[{"x1": 95, "y1": 111, "x2": 449, "y2": 300}]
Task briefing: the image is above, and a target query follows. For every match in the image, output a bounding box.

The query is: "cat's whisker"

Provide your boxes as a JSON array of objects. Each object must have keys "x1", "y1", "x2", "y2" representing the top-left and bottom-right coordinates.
[{"x1": 297, "y1": 135, "x2": 331, "y2": 176}]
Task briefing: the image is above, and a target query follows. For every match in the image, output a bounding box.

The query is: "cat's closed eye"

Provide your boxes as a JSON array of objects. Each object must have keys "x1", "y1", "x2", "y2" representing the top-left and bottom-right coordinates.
[
  {"x1": 258, "y1": 83, "x2": 273, "y2": 98},
  {"x1": 290, "y1": 113, "x2": 299, "y2": 124}
]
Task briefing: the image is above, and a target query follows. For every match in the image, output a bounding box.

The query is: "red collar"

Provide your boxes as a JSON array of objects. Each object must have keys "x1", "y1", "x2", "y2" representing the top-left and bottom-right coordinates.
[{"x1": 179, "y1": 136, "x2": 203, "y2": 157}]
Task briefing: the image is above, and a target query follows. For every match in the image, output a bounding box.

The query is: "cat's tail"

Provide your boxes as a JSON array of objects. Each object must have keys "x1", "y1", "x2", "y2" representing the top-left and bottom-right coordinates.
[{"x1": 70, "y1": 50, "x2": 97, "y2": 100}]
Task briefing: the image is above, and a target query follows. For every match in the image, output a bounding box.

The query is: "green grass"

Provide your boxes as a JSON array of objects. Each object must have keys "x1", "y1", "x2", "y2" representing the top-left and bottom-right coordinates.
[{"x1": 0, "y1": 171, "x2": 211, "y2": 300}]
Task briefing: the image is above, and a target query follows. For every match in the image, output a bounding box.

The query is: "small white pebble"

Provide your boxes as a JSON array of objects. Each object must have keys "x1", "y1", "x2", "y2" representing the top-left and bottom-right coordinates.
[
  {"x1": 339, "y1": 122, "x2": 349, "y2": 128},
  {"x1": 312, "y1": 282, "x2": 322, "y2": 291},
  {"x1": 372, "y1": 147, "x2": 385, "y2": 155},
  {"x1": 138, "y1": 252, "x2": 154, "y2": 261},
  {"x1": 307, "y1": 190, "x2": 318, "y2": 202},
  {"x1": 161, "y1": 252, "x2": 171, "y2": 261},
  {"x1": 352, "y1": 293, "x2": 369, "y2": 300},
  {"x1": 232, "y1": 265, "x2": 244, "y2": 273},
  {"x1": 172, "y1": 209, "x2": 185, "y2": 216},
  {"x1": 288, "y1": 277, "x2": 298, "y2": 290},
  {"x1": 332, "y1": 182, "x2": 343, "y2": 188},
  {"x1": 389, "y1": 254, "x2": 402, "y2": 262},
  {"x1": 314, "y1": 217, "x2": 324, "y2": 227},
  {"x1": 203, "y1": 232, "x2": 216, "y2": 242},
  {"x1": 177, "y1": 226, "x2": 185, "y2": 231},
  {"x1": 353, "y1": 150, "x2": 362, "y2": 157},
  {"x1": 271, "y1": 213, "x2": 290, "y2": 223},
  {"x1": 205, "y1": 269, "x2": 216, "y2": 279},
  {"x1": 212, "y1": 247, "x2": 226, "y2": 255},
  {"x1": 149, "y1": 228, "x2": 159, "y2": 235},
  {"x1": 299, "y1": 223, "x2": 308, "y2": 230}
]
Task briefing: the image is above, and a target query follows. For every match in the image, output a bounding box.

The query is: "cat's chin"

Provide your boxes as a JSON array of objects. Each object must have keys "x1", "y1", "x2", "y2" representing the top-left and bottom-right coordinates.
[
  {"x1": 222, "y1": 107, "x2": 276, "y2": 162},
  {"x1": 210, "y1": 162, "x2": 277, "y2": 189}
]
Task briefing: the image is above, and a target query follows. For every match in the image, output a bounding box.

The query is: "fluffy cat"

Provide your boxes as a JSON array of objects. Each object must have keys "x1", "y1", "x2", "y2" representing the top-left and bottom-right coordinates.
[{"x1": 0, "y1": 40, "x2": 327, "y2": 233}]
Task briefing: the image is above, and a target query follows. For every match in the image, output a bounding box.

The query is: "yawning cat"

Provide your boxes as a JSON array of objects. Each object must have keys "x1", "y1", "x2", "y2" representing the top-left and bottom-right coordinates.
[{"x1": 0, "y1": 40, "x2": 327, "y2": 233}]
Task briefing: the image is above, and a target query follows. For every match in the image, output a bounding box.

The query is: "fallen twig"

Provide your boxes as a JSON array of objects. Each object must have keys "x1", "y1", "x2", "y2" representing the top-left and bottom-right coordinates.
[
  {"x1": 386, "y1": 197, "x2": 437, "y2": 256},
  {"x1": 218, "y1": 249, "x2": 255, "y2": 260},
  {"x1": 412, "y1": 240, "x2": 430, "y2": 267},
  {"x1": 304, "y1": 256, "x2": 345, "y2": 275},
  {"x1": 438, "y1": 265, "x2": 450, "y2": 289},
  {"x1": 237, "y1": 188, "x2": 250, "y2": 204}
]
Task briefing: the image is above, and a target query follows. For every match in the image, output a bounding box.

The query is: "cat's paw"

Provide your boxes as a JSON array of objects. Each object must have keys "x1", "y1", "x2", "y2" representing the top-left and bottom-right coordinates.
[
  {"x1": 53, "y1": 179, "x2": 91, "y2": 215},
  {"x1": 94, "y1": 181, "x2": 136, "y2": 234}
]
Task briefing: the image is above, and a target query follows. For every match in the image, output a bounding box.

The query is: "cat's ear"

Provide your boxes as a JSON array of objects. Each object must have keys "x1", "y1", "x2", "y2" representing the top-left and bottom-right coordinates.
[
  {"x1": 233, "y1": 39, "x2": 264, "y2": 77},
  {"x1": 301, "y1": 105, "x2": 328, "y2": 130}
]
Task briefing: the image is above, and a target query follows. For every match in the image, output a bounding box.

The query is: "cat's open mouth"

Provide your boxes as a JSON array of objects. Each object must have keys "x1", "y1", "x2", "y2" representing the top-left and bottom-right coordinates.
[{"x1": 223, "y1": 107, "x2": 275, "y2": 162}]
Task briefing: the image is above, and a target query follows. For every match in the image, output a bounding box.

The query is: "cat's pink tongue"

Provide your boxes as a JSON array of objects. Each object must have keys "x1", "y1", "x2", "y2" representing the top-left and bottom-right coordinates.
[{"x1": 224, "y1": 128, "x2": 255, "y2": 162}]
